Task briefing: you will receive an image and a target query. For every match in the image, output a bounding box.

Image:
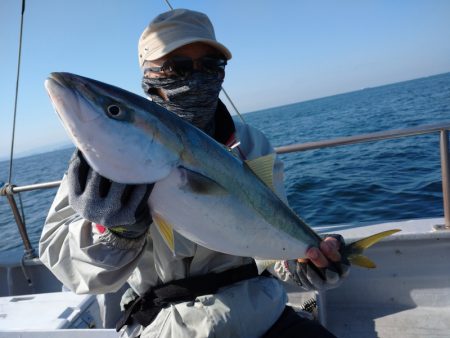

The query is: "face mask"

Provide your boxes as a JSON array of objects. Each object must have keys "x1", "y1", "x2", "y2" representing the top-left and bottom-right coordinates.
[{"x1": 142, "y1": 72, "x2": 224, "y2": 134}]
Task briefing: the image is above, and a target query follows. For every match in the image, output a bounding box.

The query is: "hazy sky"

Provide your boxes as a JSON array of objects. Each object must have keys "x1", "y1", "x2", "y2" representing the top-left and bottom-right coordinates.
[{"x1": 1, "y1": 0, "x2": 449, "y2": 159}]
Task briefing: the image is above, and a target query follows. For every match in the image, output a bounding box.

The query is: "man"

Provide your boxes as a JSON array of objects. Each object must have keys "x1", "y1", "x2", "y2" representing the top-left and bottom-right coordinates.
[{"x1": 40, "y1": 8, "x2": 348, "y2": 338}]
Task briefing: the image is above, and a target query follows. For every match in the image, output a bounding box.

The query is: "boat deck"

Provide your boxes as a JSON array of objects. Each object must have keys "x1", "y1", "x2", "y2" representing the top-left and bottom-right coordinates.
[
  {"x1": 327, "y1": 305, "x2": 450, "y2": 338},
  {"x1": 1, "y1": 218, "x2": 449, "y2": 337},
  {"x1": 289, "y1": 217, "x2": 450, "y2": 338}
]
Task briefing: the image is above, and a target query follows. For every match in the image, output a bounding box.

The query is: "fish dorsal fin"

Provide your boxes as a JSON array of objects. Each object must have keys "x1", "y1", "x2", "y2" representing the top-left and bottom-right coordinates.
[
  {"x1": 245, "y1": 153, "x2": 276, "y2": 190},
  {"x1": 255, "y1": 259, "x2": 277, "y2": 274},
  {"x1": 152, "y1": 213, "x2": 175, "y2": 253}
]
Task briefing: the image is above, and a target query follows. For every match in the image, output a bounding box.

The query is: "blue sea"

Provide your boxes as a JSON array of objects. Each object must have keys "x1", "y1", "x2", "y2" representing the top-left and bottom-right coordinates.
[{"x1": 1, "y1": 72, "x2": 449, "y2": 254}]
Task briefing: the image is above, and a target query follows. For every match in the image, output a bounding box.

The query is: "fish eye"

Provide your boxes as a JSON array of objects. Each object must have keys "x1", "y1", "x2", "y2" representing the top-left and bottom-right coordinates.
[{"x1": 107, "y1": 104, "x2": 121, "y2": 117}]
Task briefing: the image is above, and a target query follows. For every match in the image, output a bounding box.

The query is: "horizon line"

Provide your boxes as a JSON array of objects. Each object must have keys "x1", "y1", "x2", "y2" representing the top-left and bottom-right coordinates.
[{"x1": 1, "y1": 70, "x2": 449, "y2": 162}]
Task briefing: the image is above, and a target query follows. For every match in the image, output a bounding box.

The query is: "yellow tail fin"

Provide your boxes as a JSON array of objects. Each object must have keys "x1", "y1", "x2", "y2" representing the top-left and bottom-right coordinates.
[
  {"x1": 348, "y1": 254, "x2": 376, "y2": 268},
  {"x1": 346, "y1": 229, "x2": 401, "y2": 268}
]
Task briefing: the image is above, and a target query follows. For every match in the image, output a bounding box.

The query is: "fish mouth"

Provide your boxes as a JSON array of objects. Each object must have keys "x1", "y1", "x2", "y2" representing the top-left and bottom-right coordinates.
[
  {"x1": 45, "y1": 72, "x2": 101, "y2": 123},
  {"x1": 46, "y1": 72, "x2": 71, "y2": 88}
]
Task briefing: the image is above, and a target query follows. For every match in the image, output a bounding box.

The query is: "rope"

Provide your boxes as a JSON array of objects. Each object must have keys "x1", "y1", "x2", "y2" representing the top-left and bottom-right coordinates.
[
  {"x1": 162, "y1": 0, "x2": 246, "y2": 123},
  {"x1": 163, "y1": 0, "x2": 174, "y2": 10},
  {"x1": 17, "y1": 192, "x2": 27, "y2": 227},
  {"x1": 8, "y1": 0, "x2": 26, "y2": 183},
  {"x1": 221, "y1": 87, "x2": 245, "y2": 123},
  {"x1": 4, "y1": 0, "x2": 35, "y2": 261}
]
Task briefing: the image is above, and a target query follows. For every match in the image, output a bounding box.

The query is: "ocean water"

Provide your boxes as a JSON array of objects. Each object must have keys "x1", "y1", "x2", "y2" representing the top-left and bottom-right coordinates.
[{"x1": 1, "y1": 72, "x2": 449, "y2": 254}]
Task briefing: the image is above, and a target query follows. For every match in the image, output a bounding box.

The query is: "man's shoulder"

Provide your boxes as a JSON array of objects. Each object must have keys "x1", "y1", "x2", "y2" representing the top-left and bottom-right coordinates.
[
  {"x1": 232, "y1": 118, "x2": 274, "y2": 157},
  {"x1": 232, "y1": 118, "x2": 267, "y2": 140}
]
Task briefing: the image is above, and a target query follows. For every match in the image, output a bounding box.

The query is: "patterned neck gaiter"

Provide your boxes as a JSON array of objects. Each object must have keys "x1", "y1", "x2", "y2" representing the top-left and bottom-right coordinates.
[{"x1": 142, "y1": 72, "x2": 224, "y2": 135}]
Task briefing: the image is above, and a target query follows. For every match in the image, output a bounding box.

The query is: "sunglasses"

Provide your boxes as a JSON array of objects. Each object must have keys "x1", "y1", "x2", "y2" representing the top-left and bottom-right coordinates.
[{"x1": 146, "y1": 56, "x2": 227, "y2": 78}]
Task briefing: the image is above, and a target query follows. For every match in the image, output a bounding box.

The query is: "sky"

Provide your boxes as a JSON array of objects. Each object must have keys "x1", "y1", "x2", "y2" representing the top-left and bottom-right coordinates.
[{"x1": 1, "y1": 0, "x2": 449, "y2": 160}]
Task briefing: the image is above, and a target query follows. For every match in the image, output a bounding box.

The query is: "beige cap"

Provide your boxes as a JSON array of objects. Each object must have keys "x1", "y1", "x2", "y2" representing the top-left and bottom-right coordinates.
[{"x1": 138, "y1": 9, "x2": 232, "y2": 67}]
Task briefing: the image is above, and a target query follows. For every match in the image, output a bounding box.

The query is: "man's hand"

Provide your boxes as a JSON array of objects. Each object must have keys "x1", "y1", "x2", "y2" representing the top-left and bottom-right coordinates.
[
  {"x1": 294, "y1": 235, "x2": 350, "y2": 291},
  {"x1": 301, "y1": 236, "x2": 342, "y2": 267},
  {"x1": 67, "y1": 150, "x2": 154, "y2": 238}
]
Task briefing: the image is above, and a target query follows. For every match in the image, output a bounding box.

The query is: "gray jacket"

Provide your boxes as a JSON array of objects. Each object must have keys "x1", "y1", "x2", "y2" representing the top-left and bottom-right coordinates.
[{"x1": 39, "y1": 121, "x2": 300, "y2": 338}]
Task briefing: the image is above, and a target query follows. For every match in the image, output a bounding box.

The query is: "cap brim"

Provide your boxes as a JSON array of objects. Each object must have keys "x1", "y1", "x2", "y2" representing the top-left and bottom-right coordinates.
[{"x1": 143, "y1": 37, "x2": 232, "y2": 63}]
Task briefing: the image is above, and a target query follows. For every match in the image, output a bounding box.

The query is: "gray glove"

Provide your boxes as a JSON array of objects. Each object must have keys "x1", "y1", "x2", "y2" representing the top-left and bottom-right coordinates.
[
  {"x1": 294, "y1": 234, "x2": 350, "y2": 291},
  {"x1": 67, "y1": 150, "x2": 153, "y2": 238}
]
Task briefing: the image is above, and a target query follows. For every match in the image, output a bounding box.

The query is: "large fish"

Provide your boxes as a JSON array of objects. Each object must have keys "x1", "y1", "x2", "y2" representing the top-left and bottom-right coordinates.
[{"x1": 45, "y1": 72, "x2": 399, "y2": 266}]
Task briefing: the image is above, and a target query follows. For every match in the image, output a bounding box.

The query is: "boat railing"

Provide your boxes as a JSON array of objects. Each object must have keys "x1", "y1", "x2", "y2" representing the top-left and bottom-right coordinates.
[
  {"x1": 1, "y1": 121, "x2": 450, "y2": 258},
  {"x1": 275, "y1": 121, "x2": 450, "y2": 231}
]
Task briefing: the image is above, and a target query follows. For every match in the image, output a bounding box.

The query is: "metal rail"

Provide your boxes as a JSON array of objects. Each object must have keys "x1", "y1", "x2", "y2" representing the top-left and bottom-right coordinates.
[
  {"x1": 275, "y1": 122, "x2": 450, "y2": 153},
  {"x1": 6, "y1": 180, "x2": 62, "y2": 193},
  {"x1": 274, "y1": 121, "x2": 450, "y2": 229},
  {"x1": 440, "y1": 130, "x2": 450, "y2": 228},
  {"x1": 0, "y1": 181, "x2": 61, "y2": 258},
  {"x1": 1, "y1": 121, "x2": 450, "y2": 257}
]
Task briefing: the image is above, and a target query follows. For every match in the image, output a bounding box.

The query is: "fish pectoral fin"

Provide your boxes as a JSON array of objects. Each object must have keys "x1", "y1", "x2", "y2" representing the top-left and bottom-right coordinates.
[
  {"x1": 245, "y1": 153, "x2": 276, "y2": 191},
  {"x1": 348, "y1": 254, "x2": 377, "y2": 268},
  {"x1": 180, "y1": 167, "x2": 228, "y2": 195},
  {"x1": 152, "y1": 213, "x2": 175, "y2": 253}
]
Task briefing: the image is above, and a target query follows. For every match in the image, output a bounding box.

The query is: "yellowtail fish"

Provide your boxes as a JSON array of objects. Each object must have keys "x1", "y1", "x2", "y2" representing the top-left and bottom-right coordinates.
[{"x1": 45, "y1": 72, "x2": 399, "y2": 266}]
